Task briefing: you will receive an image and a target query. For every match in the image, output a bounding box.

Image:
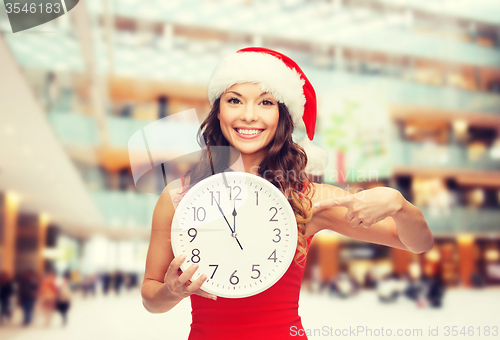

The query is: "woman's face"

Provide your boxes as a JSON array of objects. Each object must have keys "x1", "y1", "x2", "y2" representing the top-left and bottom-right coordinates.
[{"x1": 218, "y1": 82, "x2": 279, "y2": 158}]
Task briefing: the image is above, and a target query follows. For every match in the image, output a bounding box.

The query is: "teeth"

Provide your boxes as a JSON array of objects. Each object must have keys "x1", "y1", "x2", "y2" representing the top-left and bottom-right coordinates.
[{"x1": 236, "y1": 129, "x2": 262, "y2": 135}]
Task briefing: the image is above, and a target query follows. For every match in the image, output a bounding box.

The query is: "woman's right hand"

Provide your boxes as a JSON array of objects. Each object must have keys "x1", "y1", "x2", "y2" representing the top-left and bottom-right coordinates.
[{"x1": 164, "y1": 254, "x2": 217, "y2": 301}]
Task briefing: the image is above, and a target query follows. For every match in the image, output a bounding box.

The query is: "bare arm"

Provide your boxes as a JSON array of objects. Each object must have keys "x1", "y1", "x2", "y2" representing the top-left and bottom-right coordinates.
[
  {"x1": 390, "y1": 198, "x2": 434, "y2": 254},
  {"x1": 141, "y1": 184, "x2": 216, "y2": 314},
  {"x1": 307, "y1": 183, "x2": 433, "y2": 254}
]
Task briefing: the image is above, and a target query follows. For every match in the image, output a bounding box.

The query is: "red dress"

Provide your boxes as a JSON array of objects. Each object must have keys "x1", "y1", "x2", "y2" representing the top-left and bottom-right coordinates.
[{"x1": 180, "y1": 175, "x2": 313, "y2": 340}]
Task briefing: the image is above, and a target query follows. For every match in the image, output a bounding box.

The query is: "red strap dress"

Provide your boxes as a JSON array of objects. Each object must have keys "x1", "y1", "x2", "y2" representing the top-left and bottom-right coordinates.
[{"x1": 180, "y1": 175, "x2": 312, "y2": 340}]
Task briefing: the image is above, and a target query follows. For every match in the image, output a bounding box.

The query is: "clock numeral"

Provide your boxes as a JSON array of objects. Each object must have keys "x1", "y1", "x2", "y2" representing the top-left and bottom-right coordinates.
[
  {"x1": 229, "y1": 185, "x2": 242, "y2": 200},
  {"x1": 229, "y1": 270, "x2": 239, "y2": 285},
  {"x1": 272, "y1": 228, "x2": 281, "y2": 243},
  {"x1": 268, "y1": 249, "x2": 277, "y2": 263},
  {"x1": 188, "y1": 228, "x2": 197, "y2": 242},
  {"x1": 269, "y1": 207, "x2": 278, "y2": 222},
  {"x1": 209, "y1": 264, "x2": 218, "y2": 279},
  {"x1": 209, "y1": 191, "x2": 220, "y2": 206},
  {"x1": 251, "y1": 264, "x2": 261, "y2": 279},
  {"x1": 254, "y1": 191, "x2": 259, "y2": 205},
  {"x1": 191, "y1": 249, "x2": 201, "y2": 263},
  {"x1": 192, "y1": 207, "x2": 206, "y2": 221}
]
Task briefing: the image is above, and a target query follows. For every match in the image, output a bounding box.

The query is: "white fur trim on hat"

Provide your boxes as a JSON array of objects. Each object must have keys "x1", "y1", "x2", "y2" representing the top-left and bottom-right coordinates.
[{"x1": 208, "y1": 52, "x2": 306, "y2": 124}]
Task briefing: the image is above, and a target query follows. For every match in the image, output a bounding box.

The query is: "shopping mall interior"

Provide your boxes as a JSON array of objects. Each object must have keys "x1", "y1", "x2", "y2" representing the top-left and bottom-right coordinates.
[{"x1": 1, "y1": 0, "x2": 500, "y2": 339}]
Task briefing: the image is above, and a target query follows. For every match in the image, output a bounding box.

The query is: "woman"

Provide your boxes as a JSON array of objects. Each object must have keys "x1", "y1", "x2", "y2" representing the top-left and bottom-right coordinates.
[{"x1": 141, "y1": 47, "x2": 434, "y2": 339}]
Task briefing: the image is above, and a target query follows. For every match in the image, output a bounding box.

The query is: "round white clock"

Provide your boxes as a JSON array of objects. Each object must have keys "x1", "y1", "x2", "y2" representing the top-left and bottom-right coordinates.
[{"x1": 171, "y1": 171, "x2": 298, "y2": 298}]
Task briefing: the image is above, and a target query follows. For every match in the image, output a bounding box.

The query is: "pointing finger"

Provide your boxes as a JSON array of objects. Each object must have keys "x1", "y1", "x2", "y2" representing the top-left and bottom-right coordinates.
[
  {"x1": 349, "y1": 217, "x2": 362, "y2": 228},
  {"x1": 345, "y1": 211, "x2": 354, "y2": 222}
]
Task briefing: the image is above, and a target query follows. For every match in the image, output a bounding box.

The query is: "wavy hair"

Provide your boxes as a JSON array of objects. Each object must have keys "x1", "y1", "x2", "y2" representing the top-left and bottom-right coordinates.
[{"x1": 175, "y1": 97, "x2": 316, "y2": 266}]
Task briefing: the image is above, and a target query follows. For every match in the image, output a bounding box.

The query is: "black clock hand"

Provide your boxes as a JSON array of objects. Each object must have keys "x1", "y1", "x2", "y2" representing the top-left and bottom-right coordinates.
[
  {"x1": 234, "y1": 236, "x2": 243, "y2": 251},
  {"x1": 214, "y1": 197, "x2": 243, "y2": 250},
  {"x1": 232, "y1": 201, "x2": 237, "y2": 234},
  {"x1": 230, "y1": 208, "x2": 243, "y2": 250},
  {"x1": 219, "y1": 172, "x2": 243, "y2": 250},
  {"x1": 214, "y1": 199, "x2": 234, "y2": 233},
  {"x1": 231, "y1": 202, "x2": 243, "y2": 250}
]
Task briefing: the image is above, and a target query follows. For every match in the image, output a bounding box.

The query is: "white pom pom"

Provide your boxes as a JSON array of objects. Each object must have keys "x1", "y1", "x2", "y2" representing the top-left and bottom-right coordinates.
[{"x1": 297, "y1": 137, "x2": 328, "y2": 176}]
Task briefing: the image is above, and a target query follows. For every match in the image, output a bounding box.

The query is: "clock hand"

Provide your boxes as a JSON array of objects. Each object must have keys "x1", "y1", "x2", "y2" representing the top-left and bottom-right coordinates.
[
  {"x1": 231, "y1": 202, "x2": 243, "y2": 250},
  {"x1": 213, "y1": 175, "x2": 244, "y2": 251},
  {"x1": 218, "y1": 172, "x2": 243, "y2": 250},
  {"x1": 214, "y1": 199, "x2": 243, "y2": 250},
  {"x1": 232, "y1": 200, "x2": 237, "y2": 234},
  {"x1": 214, "y1": 199, "x2": 234, "y2": 234},
  {"x1": 234, "y1": 237, "x2": 243, "y2": 251}
]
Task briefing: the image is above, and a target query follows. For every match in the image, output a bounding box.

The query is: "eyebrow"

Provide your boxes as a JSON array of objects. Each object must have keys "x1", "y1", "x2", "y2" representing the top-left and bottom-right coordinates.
[{"x1": 226, "y1": 91, "x2": 269, "y2": 97}]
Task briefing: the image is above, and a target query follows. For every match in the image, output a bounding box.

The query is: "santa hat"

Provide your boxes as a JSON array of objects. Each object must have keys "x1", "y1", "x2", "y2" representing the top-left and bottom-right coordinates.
[{"x1": 207, "y1": 47, "x2": 328, "y2": 176}]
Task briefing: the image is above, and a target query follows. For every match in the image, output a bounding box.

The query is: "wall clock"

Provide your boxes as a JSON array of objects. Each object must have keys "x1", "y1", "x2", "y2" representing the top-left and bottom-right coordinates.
[{"x1": 171, "y1": 171, "x2": 298, "y2": 298}]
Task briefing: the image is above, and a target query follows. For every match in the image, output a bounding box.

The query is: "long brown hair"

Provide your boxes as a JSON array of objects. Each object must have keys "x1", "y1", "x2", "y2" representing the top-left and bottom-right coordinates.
[{"x1": 176, "y1": 97, "x2": 316, "y2": 265}]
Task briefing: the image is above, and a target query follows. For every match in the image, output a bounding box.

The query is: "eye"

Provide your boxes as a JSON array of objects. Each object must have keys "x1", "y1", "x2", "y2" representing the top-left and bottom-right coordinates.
[
  {"x1": 228, "y1": 97, "x2": 241, "y2": 104},
  {"x1": 261, "y1": 100, "x2": 275, "y2": 106}
]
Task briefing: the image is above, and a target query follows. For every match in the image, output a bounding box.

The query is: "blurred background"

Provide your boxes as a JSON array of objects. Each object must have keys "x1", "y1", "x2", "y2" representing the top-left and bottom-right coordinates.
[{"x1": 1, "y1": 0, "x2": 500, "y2": 339}]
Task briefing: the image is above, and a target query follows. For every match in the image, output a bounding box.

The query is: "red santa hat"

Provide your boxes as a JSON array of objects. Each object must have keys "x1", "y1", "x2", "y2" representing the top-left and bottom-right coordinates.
[{"x1": 207, "y1": 47, "x2": 328, "y2": 175}]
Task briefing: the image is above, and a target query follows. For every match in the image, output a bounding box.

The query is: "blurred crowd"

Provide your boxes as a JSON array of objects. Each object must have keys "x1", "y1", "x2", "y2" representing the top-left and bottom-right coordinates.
[
  {"x1": 0, "y1": 269, "x2": 140, "y2": 328},
  {"x1": 305, "y1": 268, "x2": 448, "y2": 309}
]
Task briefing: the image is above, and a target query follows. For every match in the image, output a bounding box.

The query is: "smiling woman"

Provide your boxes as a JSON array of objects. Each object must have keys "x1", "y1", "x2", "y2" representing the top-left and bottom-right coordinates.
[{"x1": 140, "y1": 47, "x2": 434, "y2": 340}]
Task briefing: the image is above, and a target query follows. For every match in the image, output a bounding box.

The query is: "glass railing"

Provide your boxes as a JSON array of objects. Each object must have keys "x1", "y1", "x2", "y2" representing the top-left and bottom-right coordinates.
[
  {"x1": 90, "y1": 190, "x2": 160, "y2": 229},
  {"x1": 391, "y1": 140, "x2": 500, "y2": 171},
  {"x1": 420, "y1": 206, "x2": 500, "y2": 233},
  {"x1": 308, "y1": 70, "x2": 500, "y2": 115},
  {"x1": 48, "y1": 113, "x2": 101, "y2": 146},
  {"x1": 48, "y1": 113, "x2": 500, "y2": 175},
  {"x1": 48, "y1": 113, "x2": 500, "y2": 176},
  {"x1": 48, "y1": 113, "x2": 202, "y2": 150},
  {"x1": 379, "y1": 0, "x2": 500, "y2": 27},
  {"x1": 107, "y1": 116, "x2": 202, "y2": 150}
]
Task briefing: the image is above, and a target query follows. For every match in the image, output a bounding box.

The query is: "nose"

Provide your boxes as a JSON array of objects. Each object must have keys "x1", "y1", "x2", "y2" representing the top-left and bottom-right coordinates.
[{"x1": 240, "y1": 103, "x2": 258, "y2": 122}]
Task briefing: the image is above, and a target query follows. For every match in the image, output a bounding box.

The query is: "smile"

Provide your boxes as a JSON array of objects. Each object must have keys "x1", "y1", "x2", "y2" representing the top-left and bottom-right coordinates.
[{"x1": 234, "y1": 128, "x2": 265, "y2": 139}]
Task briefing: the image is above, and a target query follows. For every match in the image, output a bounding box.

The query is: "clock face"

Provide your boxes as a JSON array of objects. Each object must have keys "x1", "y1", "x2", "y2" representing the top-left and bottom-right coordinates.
[{"x1": 171, "y1": 171, "x2": 298, "y2": 298}]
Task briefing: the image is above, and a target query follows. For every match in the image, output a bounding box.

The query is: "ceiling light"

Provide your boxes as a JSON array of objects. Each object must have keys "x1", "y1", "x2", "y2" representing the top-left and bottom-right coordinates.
[
  {"x1": 6, "y1": 191, "x2": 21, "y2": 205},
  {"x1": 40, "y1": 212, "x2": 50, "y2": 225}
]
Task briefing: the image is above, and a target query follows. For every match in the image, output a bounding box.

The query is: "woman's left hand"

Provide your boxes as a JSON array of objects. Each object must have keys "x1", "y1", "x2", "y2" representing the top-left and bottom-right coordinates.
[{"x1": 313, "y1": 187, "x2": 405, "y2": 228}]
